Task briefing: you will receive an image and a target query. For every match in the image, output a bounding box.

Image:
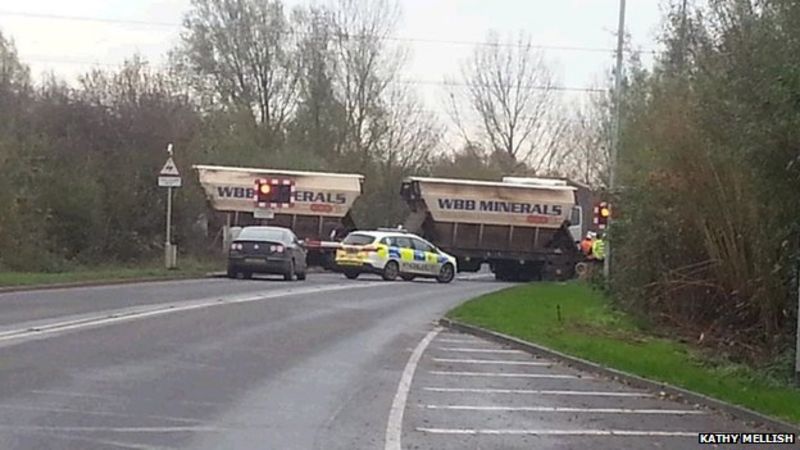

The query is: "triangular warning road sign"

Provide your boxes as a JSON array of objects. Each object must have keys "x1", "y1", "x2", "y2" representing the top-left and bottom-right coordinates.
[{"x1": 160, "y1": 157, "x2": 180, "y2": 176}]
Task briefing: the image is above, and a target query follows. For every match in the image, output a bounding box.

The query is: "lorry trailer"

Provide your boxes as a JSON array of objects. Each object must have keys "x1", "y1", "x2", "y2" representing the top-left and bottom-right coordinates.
[
  {"x1": 194, "y1": 165, "x2": 364, "y2": 267},
  {"x1": 401, "y1": 176, "x2": 582, "y2": 281}
]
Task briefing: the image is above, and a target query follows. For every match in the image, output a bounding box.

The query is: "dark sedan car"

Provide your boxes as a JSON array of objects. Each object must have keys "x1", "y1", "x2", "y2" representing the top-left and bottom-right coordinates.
[{"x1": 227, "y1": 226, "x2": 307, "y2": 281}]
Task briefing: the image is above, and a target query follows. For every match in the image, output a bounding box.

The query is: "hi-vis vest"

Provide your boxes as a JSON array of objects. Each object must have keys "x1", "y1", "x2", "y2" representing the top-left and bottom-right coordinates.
[{"x1": 592, "y1": 239, "x2": 606, "y2": 260}]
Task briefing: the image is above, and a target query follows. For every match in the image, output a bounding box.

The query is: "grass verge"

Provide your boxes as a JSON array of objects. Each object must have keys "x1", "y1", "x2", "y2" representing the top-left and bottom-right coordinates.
[
  {"x1": 0, "y1": 257, "x2": 221, "y2": 288},
  {"x1": 447, "y1": 282, "x2": 800, "y2": 425}
]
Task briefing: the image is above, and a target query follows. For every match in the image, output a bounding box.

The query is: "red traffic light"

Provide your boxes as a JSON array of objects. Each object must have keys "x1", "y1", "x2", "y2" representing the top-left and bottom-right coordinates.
[{"x1": 594, "y1": 202, "x2": 611, "y2": 229}]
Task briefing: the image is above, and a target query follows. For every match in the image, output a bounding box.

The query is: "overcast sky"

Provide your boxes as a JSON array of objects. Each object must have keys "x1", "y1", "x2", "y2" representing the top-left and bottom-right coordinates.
[{"x1": 0, "y1": 0, "x2": 665, "y2": 115}]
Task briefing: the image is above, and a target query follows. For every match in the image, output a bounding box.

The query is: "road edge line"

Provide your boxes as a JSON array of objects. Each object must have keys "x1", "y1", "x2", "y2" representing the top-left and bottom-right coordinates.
[
  {"x1": 0, "y1": 268, "x2": 338, "y2": 294},
  {"x1": 385, "y1": 326, "x2": 441, "y2": 450},
  {"x1": 440, "y1": 317, "x2": 800, "y2": 435},
  {"x1": 0, "y1": 274, "x2": 222, "y2": 294}
]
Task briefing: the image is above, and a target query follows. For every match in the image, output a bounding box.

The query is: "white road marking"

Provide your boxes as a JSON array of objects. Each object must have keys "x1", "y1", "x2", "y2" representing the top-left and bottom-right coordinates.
[
  {"x1": 30, "y1": 390, "x2": 227, "y2": 407},
  {"x1": 0, "y1": 283, "x2": 386, "y2": 344},
  {"x1": 457, "y1": 274, "x2": 494, "y2": 280},
  {"x1": 416, "y1": 428, "x2": 699, "y2": 437},
  {"x1": 438, "y1": 347, "x2": 526, "y2": 354},
  {"x1": 0, "y1": 425, "x2": 224, "y2": 433},
  {"x1": 46, "y1": 434, "x2": 168, "y2": 450},
  {"x1": 385, "y1": 327, "x2": 442, "y2": 450},
  {"x1": 430, "y1": 371, "x2": 586, "y2": 379},
  {"x1": 0, "y1": 404, "x2": 203, "y2": 423},
  {"x1": 432, "y1": 358, "x2": 551, "y2": 366},
  {"x1": 422, "y1": 405, "x2": 705, "y2": 415},
  {"x1": 436, "y1": 338, "x2": 487, "y2": 344},
  {"x1": 422, "y1": 387, "x2": 653, "y2": 397}
]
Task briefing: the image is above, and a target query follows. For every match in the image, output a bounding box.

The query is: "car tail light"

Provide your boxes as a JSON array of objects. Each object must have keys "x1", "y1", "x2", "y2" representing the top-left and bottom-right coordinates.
[
  {"x1": 362, "y1": 245, "x2": 379, "y2": 253},
  {"x1": 270, "y1": 245, "x2": 285, "y2": 253}
]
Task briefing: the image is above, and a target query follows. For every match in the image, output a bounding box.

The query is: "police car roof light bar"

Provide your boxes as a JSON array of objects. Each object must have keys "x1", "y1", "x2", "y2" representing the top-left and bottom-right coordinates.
[{"x1": 376, "y1": 227, "x2": 410, "y2": 233}]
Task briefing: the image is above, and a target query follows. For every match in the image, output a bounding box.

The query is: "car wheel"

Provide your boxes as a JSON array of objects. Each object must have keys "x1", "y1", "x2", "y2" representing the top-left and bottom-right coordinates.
[
  {"x1": 297, "y1": 270, "x2": 307, "y2": 281},
  {"x1": 400, "y1": 274, "x2": 416, "y2": 282},
  {"x1": 382, "y1": 261, "x2": 399, "y2": 281},
  {"x1": 242, "y1": 271, "x2": 253, "y2": 280},
  {"x1": 227, "y1": 265, "x2": 237, "y2": 279},
  {"x1": 437, "y1": 263, "x2": 455, "y2": 284},
  {"x1": 284, "y1": 260, "x2": 296, "y2": 281},
  {"x1": 344, "y1": 270, "x2": 360, "y2": 280}
]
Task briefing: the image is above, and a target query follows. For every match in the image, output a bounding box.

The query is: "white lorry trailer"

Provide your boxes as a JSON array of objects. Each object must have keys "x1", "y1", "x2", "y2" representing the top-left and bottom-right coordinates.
[
  {"x1": 194, "y1": 165, "x2": 364, "y2": 267},
  {"x1": 401, "y1": 176, "x2": 583, "y2": 281}
]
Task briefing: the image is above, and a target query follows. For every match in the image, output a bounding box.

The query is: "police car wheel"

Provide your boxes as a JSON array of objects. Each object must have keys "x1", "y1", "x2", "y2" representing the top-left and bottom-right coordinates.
[
  {"x1": 437, "y1": 264, "x2": 455, "y2": 284},
  {"x1": 382, "y1": 261, "x2": 400, "y2": 281}
]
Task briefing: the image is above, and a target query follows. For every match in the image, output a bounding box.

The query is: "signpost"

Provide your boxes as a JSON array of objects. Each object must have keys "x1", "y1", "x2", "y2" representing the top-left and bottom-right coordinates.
[
  {"x1": 253, "y1": 208, "x2": 275, "y2": 220},
  {"x1": 160, "y1": 144, "x2": 180, "y2": 269}
]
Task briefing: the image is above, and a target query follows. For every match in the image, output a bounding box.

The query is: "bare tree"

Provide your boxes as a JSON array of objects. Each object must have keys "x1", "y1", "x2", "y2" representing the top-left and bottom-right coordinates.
[
  {"x1": 329, "y1": 0, "x2": 405, "y2": 165},
  {"x1": 447, "y1": 31, "x2": 565, "y2": 174},
  {"x1": 288, "y1": 6, "x2": 344, "y2": 159},
  {"x1": 0, "y1": 31, "x2": 29, "y2": 93},
  {"x1": 377, "y1": 86, "x2": 441, "y2": 173},
  {"x1": 560, "y1": 92, "x2": 612, "y2": 187},
  {"x1": 175, "y1": 0, "x2": 301, "y2": 143}
]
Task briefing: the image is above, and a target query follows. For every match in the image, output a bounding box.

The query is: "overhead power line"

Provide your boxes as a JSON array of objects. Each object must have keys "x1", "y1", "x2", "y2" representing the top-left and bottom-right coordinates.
[
  {"x1": 21, "y1": 55, "x2": 608, "y2": 93},
  {"x1": 0, "y1": 10, "x2": 656, "y2": 55},
  {"x1": 0, "y1": 10, "x2": 176, "y2": 28}
]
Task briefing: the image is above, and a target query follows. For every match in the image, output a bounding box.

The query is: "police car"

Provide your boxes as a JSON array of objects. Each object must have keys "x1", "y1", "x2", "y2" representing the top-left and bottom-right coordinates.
[{"x1": 335, "y1": 229, "x2": 457, "y2": 283}]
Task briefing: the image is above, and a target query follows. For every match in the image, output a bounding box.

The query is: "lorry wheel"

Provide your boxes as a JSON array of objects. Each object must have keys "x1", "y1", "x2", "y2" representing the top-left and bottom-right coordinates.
[
  {"x1": 494, "y1": 266, "x2": 511, "y2": 281},
  {"x1": 344, "y1": 270, "x2": 360, "y2": 280},
  {"x1": 382, "y1": 261, "x2": 399, "y2": 281},
  {"x1": 437, "y1": 264, "x2": 455, "y2": 283},
  {"x1": 400, "y1": 274, "x2": 416, "y2": 282}
]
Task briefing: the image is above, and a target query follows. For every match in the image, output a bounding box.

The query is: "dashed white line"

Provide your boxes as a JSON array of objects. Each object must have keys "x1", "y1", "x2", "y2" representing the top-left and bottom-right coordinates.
[
  {"x1": 422, "y1": 387, "x2": 653, "y2": 397},
  {"x1": 421, "y1": 405, "x2": 705, "y2": 415},
  {"x1": 432, "y1": 358, "x2": 551, "y2": 366},
  {"x1": 385, "y1": 327, "x2": 442, "y2": 450},
  {"x1": 437, "y1": 347, "x2": 526, "y2": 354},
  {"x1": 429, "y1": 371, "x2": 586, "y2": 379},
  {"x1": 416, "y1": 428, "x2": 699, "y2": 437}
]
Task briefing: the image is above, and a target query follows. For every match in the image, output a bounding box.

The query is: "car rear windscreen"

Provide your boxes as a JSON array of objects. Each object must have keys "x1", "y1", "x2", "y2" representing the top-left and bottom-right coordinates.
[
  {"x1": 237, "y1": 228, "x2": 287, "y2": 242},
  {"x1": 342, "y1": 233, "x2": 375, "y2": 245}
]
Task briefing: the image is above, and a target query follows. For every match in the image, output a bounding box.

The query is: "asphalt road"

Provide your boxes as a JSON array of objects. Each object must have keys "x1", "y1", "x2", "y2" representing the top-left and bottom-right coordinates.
[
  {"x1": 0, "y1": 274, "x2": 789, "y2": 449},
  {"x1": 0, "y1": 273, "x2": 508, "y2": 449}
]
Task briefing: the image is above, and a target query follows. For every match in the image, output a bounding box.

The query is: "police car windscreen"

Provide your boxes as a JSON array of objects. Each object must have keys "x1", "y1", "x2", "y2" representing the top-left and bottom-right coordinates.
[{"x1": 342, "y1": 233, "x2": 375, "y2": 245}]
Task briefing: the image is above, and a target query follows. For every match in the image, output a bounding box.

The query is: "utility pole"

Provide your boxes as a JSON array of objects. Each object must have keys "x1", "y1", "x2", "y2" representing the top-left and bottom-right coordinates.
[{"x1": 604, "y1": 0, "x2": 626, "y2": 281}]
